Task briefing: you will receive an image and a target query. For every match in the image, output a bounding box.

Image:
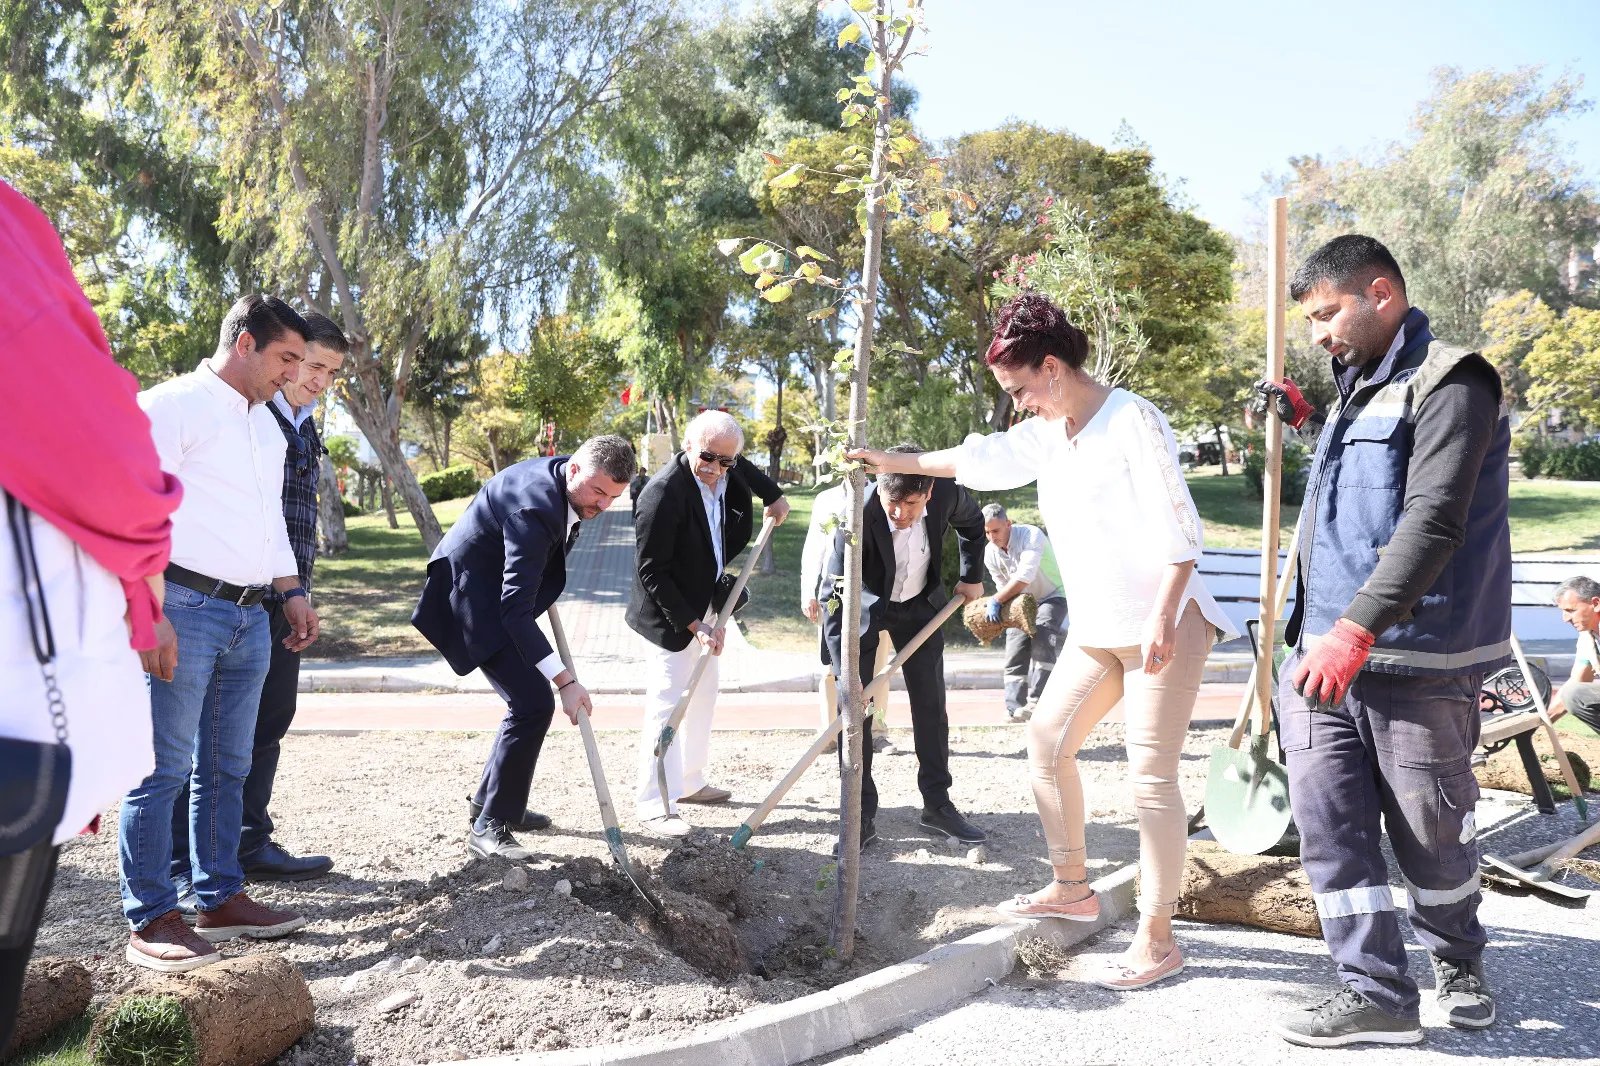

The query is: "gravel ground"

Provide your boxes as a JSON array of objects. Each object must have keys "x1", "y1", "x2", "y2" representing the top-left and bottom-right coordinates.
[
  {"x1": 812, "y1": 796, "x2": 1600, "y2": 1066},
  {"x1": 34, "y1": 719, "x2": 1223, "y2": 1064}
]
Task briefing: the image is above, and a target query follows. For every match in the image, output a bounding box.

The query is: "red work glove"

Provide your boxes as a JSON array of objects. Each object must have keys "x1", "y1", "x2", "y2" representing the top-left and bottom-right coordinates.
[
  {"x1": 1292, "y1": 618, "x2": 1376, "y2": 709},
  {"x1": 1251, "y1": 376, "x2": 1316, "y2": 430}
]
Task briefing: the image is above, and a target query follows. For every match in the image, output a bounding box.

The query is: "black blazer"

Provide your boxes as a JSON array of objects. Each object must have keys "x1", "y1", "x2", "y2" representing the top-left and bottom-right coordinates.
[
  {"x1": 412, "y1": 455, "x2": 572, "y2": 675},
  {"x1": 627, "y1": 451, "x2": 783, "y2": 652},
  {"x1": 822, "y1": 477, "x2": 984, "y2": 658}
]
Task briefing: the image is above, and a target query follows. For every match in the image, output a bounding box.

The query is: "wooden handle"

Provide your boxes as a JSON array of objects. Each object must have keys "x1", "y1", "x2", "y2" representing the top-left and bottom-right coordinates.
[
  {"x1": 1229, "y1": 503, "x2": 1302, "y2": 750},
  {"x1": 735, "y1": 594, "x2": 966, "y2": 846},
  {"x1": 1255, "y1": 196, "x2": 1288, "y2": 740},
  {"x1": 1510, "y1": 632, "x2": 1589, "y2": 820},
  {"x1": 547, "y1": 606, "x2": 621, "y2": 833}
]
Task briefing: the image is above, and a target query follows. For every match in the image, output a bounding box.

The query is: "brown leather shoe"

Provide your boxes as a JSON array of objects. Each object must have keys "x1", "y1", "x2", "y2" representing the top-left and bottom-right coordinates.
[
  {"x1": 195, "y1": 892, "x2": 307, "y2": 942},
  {"x1": 126, "y1": 910, "x2": 222, "y2": 973},
  {"x1": 678, "y1": 785, "x2": 732, "y2": 804}
]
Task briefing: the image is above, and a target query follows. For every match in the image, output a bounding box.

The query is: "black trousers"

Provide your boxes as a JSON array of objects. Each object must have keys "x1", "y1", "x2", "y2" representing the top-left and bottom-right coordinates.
[
  {"x1": 833, "y1": 598, "x2": 952, "y2": 822},
  {"x1": 171, "y1": 601, "x2": 299, "y2": 877},
  {"x1": 474, "y1": 641, "x2": 557, "y2": 824},
  {"x1": 0, "y1": 848, "x2": 57, "y2": 1056}
]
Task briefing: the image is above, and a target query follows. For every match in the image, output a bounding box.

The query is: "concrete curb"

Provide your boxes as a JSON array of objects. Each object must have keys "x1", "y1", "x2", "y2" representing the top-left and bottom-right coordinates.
[{"x1": 438, "y1": 864, "x2": 1139, "y2": 1066}]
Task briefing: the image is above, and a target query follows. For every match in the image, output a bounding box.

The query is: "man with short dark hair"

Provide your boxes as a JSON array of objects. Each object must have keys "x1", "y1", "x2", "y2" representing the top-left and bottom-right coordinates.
[
  {"x1": 122, "y1": 294, "x2": 320, "y2": 972},
  {"x1": 822, "y1": 444, "x2": 986, "y2": 851},
  {"x1": 1253, "y1": 236, "x2": 1511, "y2": 1046},
  {"x1": 1548, "y1": 575, "x2": 1600, "y2": 732},
  {"x1": 980, "y1": 502, "x2": 1066, "y2": 722},
  {"x1": 413, "y1": 435, "x2": 637, "y2": 860}
]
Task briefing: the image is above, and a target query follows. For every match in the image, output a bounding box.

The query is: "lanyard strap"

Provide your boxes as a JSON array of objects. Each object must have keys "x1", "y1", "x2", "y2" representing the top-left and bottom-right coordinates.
[{"x1": 7, "y1": 493, "x2": 68, "y2": 745}]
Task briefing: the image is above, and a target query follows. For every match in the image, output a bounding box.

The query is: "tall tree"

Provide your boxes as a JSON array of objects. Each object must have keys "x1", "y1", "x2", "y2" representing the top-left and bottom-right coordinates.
[{"x1": 120, "y1": 0, "x2": 668, "y2": 549}]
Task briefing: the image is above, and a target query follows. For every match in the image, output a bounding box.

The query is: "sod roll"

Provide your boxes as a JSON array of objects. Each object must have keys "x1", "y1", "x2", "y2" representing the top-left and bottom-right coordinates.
[
  {"x1": 1, "y1": 956, "x2": 91, "y2": 1060},
  {"x1": 1156, "y1": 841, "x2": 1323, "y2": 938},
  {"x1": 88, "y1": 954, "x2": 313, "y2": 1066}
]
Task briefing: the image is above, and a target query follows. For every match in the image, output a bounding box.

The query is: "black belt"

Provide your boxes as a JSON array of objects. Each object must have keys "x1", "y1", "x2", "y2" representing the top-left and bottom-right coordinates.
[{"x1": 164, "y1": 564, "x2": 270, "y2": 607}]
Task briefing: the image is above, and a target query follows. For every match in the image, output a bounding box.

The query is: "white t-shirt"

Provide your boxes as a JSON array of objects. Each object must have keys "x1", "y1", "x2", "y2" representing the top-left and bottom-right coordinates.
[
  {"x1": 1575, "y1": 630, "x2": 1599, "y2": 676},
  {"x1": 954, "y1": 388, "x2": 1236, "y2": 648}
]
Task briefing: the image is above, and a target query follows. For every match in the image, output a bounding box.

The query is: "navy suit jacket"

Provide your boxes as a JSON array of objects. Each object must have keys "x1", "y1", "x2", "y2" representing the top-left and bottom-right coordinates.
[{"x1": 412, "y1": 455, "x2": 572, "y2": 675}]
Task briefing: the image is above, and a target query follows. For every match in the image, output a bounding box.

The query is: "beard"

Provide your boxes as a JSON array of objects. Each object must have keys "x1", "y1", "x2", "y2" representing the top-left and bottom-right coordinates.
[{"x1": 1329, "y1": 298, "x2": 1390, "y2": 368}]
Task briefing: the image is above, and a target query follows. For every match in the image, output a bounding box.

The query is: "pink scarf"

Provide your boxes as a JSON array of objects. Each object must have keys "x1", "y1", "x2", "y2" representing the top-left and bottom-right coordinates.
[{"x1": 0, "y1": 182, "x2": 182, "y2": 649}]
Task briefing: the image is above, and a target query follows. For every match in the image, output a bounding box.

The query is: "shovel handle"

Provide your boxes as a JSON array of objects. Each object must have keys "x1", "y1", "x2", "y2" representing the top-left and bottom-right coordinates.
[
  {"x1": 1510, "y1": 632, "x2": 1589, "y2": 821},
  {"x1": 1228, "y1": 520, "x2": 1302, "y2": 750},
  {"x1": 547, "y1": 607, "x2": 621, "y2": 835}
]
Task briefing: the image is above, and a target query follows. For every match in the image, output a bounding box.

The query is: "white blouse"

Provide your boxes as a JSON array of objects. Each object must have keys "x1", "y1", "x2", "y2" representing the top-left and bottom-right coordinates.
[{"x1": 954, "y1": 388, "x2": 1236, "y2": 649}]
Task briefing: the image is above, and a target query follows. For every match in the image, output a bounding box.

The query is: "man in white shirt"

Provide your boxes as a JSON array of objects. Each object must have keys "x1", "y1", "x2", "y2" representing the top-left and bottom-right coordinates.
[
  {"x1": 120, "y1": 295, "x2": 319, "y2": 973},
  {"x1": 1547, "y1": 575, "x2": 1600, "y2": 732},
  {"x1": 981, "y1": 504, "x2": 1068, "y2": 722}
]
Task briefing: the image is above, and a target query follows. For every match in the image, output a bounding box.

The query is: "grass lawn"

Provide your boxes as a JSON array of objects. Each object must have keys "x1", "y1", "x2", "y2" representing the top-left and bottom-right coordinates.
[
  {"x1": 310, "y1": 473, "x2": 1600, "y2": 658},
  {"x1": 9, "y1": 1012, "x2": 93, "y2": 1066},
  {"x1": 311, "y1": 497, "x2": 470, "y2": 658}
]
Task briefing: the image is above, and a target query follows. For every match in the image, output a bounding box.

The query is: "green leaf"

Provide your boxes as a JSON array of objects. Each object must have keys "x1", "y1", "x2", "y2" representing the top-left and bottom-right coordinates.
[
  {"x1": 890, "y1": 136, "x2": 916, "y2": 152},
  {"x1": 796, "y1": 245, "x2": 833, "y2": 262},
  {"x1": 835, "y1": 87, "x2": 852, "y2": 103},
  {"x1": 837, "y1": 22, "x2": 862, "y2": 46},
  {"x1": 848, "y1": 0, "x2": 873, "y2": 10},
  {"x1": 715, "y1": 238, "x2": 742, "y2": 257},
  {"x1": 762, "y1": 283, "x2": 794, "y2": 303},
  {"x1": 738, "y1": 243, "x2": 772, "y2": 275},
  {"x1": 769, "y1": 163, "x2": 806, "y2": 189},
  {"x1": 755, "y1": 271, "x2": 778, "y2": 289},
  {"x1": 926, "y1": 209, "x2": 951, "y2": 234},
  {"x1": 863, "y1": 52, "x2": 877, "y2": 73},
  {"x1": 799, "y1": 262, "x2": 823, "y2": 280},
  {"x1": 841, "y1": 110, "x2": 862, "y2": 128},
  {"x1": 808, "y1": 306, "x2": 837, "y2": 321}
]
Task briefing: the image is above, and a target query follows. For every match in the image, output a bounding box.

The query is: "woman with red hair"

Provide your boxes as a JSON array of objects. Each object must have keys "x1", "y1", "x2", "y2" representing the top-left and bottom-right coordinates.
[
  {"x1": 0, "y1": 180, "x2": 181, "y2": 1047},
  {"x1": 851, "y1": 292, "x2": 1233, "y2": 990}
]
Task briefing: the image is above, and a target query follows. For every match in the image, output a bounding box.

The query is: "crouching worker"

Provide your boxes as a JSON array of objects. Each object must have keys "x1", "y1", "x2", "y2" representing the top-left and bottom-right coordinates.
[{"x1": 1258, "y1": 236, "x2": 1510, "y2": 1047}]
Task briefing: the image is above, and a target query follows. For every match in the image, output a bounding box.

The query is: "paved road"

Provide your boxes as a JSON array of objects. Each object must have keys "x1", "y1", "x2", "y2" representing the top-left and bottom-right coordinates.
[{"x1": 809, "y1": 799, "x2": 1599, "y2": 1066}]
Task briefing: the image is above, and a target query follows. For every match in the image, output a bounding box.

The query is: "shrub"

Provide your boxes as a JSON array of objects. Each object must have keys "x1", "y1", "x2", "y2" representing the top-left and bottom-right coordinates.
[
  {"x1": 1517, "y1": 436, "x2": 1548, "y2": 480},
  {"x1": 341, "y1": 497, "x2": 363, "y2": 517},
  {"x1": 1542, "y1": 439, "x2": 1600, "y2": 481},
  {"x1": 1241, "y1": 432, "x2": 1311, "y2": 505},
  {"x1": 419, "y1": 464, "x2": 481, "y2": 502}
]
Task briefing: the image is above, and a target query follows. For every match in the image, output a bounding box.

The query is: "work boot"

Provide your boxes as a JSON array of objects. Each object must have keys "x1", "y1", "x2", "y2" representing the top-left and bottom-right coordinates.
[
  {"x1": 194, "y1": 892, "x2": 307, "y2": 943},
  {"x1": 1431, "y1": 955, "x2": 1495, "y2": 1029},
  {"x1": 1273, "y1": 986, "x2": 1423, "y2": 1047},
  {"x1": 242, "y1": 840, "x2": 334, "y2": 882},
  {"x1": 832, "y1": 818, "x2": 877, "y2": 857},
  {"x1": 126, "y1": 911, "x2": 221, "y2": 973},
  {"x1": 468, "y1": 796, "x2": 551, "y2": 832},
  {"x1": 469, "y1": 819, "x2": 536, "y2": 861},
  {"x1": 919, "y1": 802, "x2": 987, "y2": 846}
]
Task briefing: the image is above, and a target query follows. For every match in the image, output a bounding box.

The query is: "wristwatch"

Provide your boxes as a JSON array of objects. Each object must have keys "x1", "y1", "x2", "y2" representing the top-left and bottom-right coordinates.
[{"x1": 282, "y1": 587, "x2": 308, "y2": 601}]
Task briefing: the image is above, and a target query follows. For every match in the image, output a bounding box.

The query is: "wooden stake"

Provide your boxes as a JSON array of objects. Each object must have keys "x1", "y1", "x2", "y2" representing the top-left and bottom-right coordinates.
[{"x1": 1255, "y1": 196, "x2": 1288, "y2": 736}]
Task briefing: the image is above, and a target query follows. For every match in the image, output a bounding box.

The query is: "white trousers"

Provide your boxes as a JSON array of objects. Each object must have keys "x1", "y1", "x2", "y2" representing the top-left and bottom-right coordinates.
[
  {"x1": 635, "y1": 640, "x2": 719, "y2": 819},
  {"x1": 817, "y1": 629, "x2": 892, "y2": 733}
]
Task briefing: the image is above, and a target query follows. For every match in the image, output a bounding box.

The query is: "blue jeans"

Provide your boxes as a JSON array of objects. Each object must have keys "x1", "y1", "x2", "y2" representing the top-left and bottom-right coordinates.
[{"x1": 118, "y1": 586, "x2": 270, "y2": 929}]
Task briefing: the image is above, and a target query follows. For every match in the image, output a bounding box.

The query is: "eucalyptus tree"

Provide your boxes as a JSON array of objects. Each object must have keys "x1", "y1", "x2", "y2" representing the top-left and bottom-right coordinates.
[{"x1": 120, "y1": 0, "x2": 669, "y2": 548}]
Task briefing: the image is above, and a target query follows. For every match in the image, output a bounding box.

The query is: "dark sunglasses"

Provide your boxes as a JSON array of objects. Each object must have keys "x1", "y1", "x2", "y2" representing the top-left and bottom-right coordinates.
[{"x1": 697, "y1": 450, "x2": 736, "y2": 469}]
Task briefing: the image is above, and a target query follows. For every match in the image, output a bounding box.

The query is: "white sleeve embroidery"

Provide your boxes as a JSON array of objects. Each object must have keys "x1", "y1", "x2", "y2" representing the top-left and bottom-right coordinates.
[{"x1": 1127, "y1": 396, "x2": 1202, "y2": 562}]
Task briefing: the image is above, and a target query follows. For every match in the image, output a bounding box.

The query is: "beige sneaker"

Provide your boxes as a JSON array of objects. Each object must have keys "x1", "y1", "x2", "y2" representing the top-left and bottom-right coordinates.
[
  {"x1": 639, "y1": 815, "x2": 694, "y2": 838},
  {"x1": 678, "y1": 785, "x2": 732, "y2": 804},
  {"x1": 127, "y1": 910, "x2": 222, "y2": 973},
  {"x1": 194, "y1": 891, "x2": 307, "y2": 942}
]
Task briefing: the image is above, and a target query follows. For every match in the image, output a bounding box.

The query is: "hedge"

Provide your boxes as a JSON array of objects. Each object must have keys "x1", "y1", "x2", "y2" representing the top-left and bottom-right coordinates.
[
  {"x1": 419, "y1": 464, "x2": 481, "y2": 502},
  {"x1": 1519, "y1": 438, "x2": 1600, "y2": 481}
]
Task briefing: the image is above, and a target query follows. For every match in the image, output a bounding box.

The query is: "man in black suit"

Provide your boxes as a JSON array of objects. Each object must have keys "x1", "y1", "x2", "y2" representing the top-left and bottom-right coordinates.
[
  {"x1": 823, "y1": 445, "x2": 986, "y2": 849},
  {"x1": 412, "y1": 435, "x2": 635, "y2": 859},
  {"x1": 628, "y1": 410, "x2": 789, "y2": 837}
]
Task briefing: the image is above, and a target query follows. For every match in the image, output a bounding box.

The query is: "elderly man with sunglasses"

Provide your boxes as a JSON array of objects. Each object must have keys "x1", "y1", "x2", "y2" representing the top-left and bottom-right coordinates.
[{"x1": 627, "y1": 410, "x2": 789, "y2": 837}]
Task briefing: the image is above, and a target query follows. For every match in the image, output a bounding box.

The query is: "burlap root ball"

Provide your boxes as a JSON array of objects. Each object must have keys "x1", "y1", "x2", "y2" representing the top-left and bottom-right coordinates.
[{"x1": 963, "y1": 592, "x2": 1037, "y2": 646}]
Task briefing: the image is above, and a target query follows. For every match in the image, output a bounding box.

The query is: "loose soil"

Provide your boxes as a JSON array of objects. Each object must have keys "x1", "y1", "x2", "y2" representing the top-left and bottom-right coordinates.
[{"x1": 36, "y1": 720, "x2": 1228, "y2": 1065}]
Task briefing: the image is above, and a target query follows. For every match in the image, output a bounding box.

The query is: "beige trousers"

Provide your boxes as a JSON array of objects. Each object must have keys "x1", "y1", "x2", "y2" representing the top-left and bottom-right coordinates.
[
  {"x1": 817, "y1": 630, "x2": 891, "y2": 734},
  {"x1": 1028, "y1": 602, "x2": 1212, "y2": 917}
]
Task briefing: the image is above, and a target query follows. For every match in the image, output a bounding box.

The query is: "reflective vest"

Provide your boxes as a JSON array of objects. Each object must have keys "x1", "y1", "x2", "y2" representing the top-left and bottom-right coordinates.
[{"x1": 1289, "y1": 308, "x2": 1513, "y2": 677}]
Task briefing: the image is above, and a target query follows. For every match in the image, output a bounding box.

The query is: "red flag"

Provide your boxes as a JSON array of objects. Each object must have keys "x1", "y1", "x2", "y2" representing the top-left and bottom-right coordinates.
[{"x1": 621, "y1": 385, "x2": 632, "y2": 406}]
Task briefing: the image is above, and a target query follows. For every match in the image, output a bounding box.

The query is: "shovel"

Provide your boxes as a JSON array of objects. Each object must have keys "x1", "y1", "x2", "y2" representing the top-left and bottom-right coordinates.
[
  {"x1": 1508, "y1": 632, "x2": 1589, "y2": 822},
  {"x1": 653, "y1": 517, "x2": 777, "y2": 812},
  {"x1": 547, "y1": 605, "x2": 661, "y2": 913},
  {"x1": 731, "y1": 593, "x2": 966, "y2": 849},
  {"x1": 1481, "y1": 817, "x2": 1600, "y2": 901}
]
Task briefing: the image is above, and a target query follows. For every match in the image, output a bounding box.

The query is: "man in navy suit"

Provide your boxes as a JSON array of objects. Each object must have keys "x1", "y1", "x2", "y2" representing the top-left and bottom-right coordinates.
[{"x1": 412, "y1": 435, "x2": 636, "y2": 859}]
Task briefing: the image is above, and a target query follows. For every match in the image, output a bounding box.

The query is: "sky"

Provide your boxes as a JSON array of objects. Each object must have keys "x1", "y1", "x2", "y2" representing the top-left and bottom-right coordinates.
[{"x1": 895, "y1": 0, "x2": 1600, "y2": 235}]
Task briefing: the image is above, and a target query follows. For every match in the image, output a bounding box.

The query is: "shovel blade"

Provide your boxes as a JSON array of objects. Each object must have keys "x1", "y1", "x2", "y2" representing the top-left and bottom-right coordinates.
[
  {"x1": 1480, "y1": 854, "x2": 1591, "y2": 902},
  {"x1": 1205, "y1": 741, "x2": 1294, "y2": 856}
]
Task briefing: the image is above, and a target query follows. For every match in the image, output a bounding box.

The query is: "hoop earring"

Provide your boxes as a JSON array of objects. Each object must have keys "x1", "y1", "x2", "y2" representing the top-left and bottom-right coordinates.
[{"x1": 1048, "y1": 376, "x2": 1061, "y2": 402}]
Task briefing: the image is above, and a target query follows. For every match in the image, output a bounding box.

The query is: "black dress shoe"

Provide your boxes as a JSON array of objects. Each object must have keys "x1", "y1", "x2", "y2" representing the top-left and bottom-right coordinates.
[
  {"x1": 468, "y1": 820, "x2": 535, "y2": 862},
  {"x1": 919, "y1": 803, "x2": 987, "y2": 846},
  {"x1": 467, "y1": 796, "x2": 551, "y2": 832},
  {"x1": 832, "y1": 818, "x2": 878, "y2": 858},
  {"x1": 241, "y1": 841, "x2": 334, "y2": 882}
]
